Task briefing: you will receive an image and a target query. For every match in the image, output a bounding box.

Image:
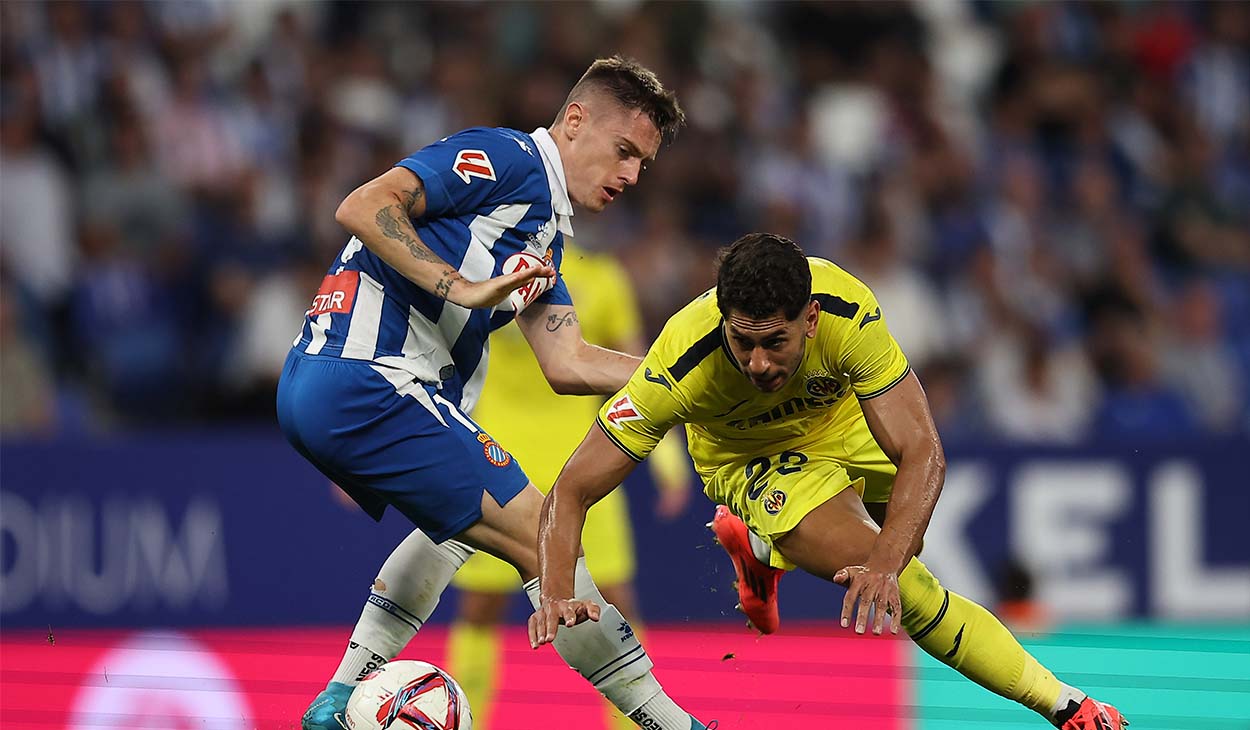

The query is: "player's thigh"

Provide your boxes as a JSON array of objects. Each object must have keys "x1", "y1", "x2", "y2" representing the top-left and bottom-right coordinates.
[
  {"x1": 771, "y1": 487, "x2": 881, "y2": 583},
  {"x1": 861, "y1": 497, "x2": 923, "y2": 557},
  {"x1": 279, "y1": 354, "x2": 531, "y2": 543},
  {"x1": 580, "y1": 486, "x2": 636, "y2": 586},
  {"x1": 455, "y1": 483, "x2": 546, "y2": 581},
  {"x1": 453, "y1": 549, "x2": 524, "y2": 594},
  {"x1": 451, "y1": 488, "x2": 634, "y2": 592},
  {"x1": 704, "y1": 445, "x2": 865, "y2": 569}
]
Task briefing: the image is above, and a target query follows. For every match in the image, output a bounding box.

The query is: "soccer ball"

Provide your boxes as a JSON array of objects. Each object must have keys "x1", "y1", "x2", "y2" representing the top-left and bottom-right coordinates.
[
  {"x1": 501, "y1": 251, "x2": 555, "y2": 313},
  {"x1": 344, "y1": 660, "x2": 472, "y2": 730}
]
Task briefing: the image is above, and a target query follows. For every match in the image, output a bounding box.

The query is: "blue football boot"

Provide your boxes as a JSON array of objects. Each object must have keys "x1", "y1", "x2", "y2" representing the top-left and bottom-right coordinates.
[{"x1": 301, "y1": 681, "x2": 353, "y2": 730}]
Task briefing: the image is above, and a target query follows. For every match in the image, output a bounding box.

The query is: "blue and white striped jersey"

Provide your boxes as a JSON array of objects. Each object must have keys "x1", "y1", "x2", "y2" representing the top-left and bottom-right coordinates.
[{"x1": 292, "y1": 126, "x2": 575, "y2": 412}]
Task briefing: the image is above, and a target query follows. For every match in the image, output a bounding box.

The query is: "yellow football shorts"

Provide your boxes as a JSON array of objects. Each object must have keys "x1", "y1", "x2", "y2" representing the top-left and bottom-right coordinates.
[
  {"x1": 452, "y1": 483, "x2": 637, "y2": 592},
  {"x1": 702, "y1": 429, "x2": 897, "y2": 571}
]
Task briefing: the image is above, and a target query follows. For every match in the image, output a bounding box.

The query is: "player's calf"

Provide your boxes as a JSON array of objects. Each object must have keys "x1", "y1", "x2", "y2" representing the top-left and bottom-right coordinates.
[
  {"x1": 525, "y1": 557, "x2": 714, "y2": 729},
  {"x1": 301, "y1": 531, "x2": 474, "y2": 727},
  {"x1": 898, "y1": 557, "x2": 1126, "y2": 728}
]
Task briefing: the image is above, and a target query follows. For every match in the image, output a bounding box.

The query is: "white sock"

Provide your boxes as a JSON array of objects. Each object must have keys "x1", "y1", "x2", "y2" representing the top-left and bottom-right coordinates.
[
  {"x1": 747, "y1": 529, "x2": 772, "y2": 565},
  {"x1": 330, "y1": 530, "x2": 474, "y2": 685},
  {"x1": 629, "y1": 695, "x2": 697, "y2": 730},
  {"x1": 1049, "y1": 683, "x2": 1088, "y2": 726},
  {"x1": 524, "y1": 559, "x2": 696, "y2": 727}
]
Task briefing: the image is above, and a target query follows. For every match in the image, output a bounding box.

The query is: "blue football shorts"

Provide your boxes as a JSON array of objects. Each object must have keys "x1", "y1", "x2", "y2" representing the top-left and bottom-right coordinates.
[{"x1": 276, "y1": 349, "x2": 530, "y2": 542}]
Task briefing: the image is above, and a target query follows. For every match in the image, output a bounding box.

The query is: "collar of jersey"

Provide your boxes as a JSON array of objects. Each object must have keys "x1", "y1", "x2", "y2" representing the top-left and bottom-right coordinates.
[{"x1": 530, "y1": 127, "x2": 574, "y2": 218}]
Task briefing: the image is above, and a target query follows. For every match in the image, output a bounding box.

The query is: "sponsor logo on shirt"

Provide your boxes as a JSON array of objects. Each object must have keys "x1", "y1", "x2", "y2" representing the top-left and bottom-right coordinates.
[
  {"x1": 605, "y1": 394, "x2": 644, "y2": 429},
  {"x1": 306, "y1": 271, "x2": 359, "y2": 317},
  {"x1": 525, "y1": 219, "x2": 554, "y2": 249},
  {"x1": 452, "y1": 149, "x2": 496, "y2": 184},
  {"x1": 726, "y1": 394, "x2": 838, "y2": 430}
]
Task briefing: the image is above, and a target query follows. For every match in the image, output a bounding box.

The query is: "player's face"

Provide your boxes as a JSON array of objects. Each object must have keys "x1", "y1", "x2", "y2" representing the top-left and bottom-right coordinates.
[
  {"x1": 723, "y1": 302, "x2": 819, "y2": 392},
  {"x1": 560, "y1": 100, "x2": 661, "y2": 212}
]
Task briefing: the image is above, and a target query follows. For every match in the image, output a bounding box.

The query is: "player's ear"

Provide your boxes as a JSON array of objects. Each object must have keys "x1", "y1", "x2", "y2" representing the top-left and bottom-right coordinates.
[
  {"x1": 564, "y1": 102, "x2": 586, "y2": 138},
  {"x1": 804, "y1": 299, "x2": 819, "y2": 338}
]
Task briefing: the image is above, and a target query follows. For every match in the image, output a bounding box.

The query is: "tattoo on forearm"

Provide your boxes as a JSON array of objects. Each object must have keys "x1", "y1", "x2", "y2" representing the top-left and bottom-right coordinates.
[
  {"x1": 374, "y1": 202, "x2": 461, "y2": 299},
  {"x1": 546, "y1": 311, "x2": 579, "y2": 332},
  {"x1": 435, "y1": 270, "x2": 457, "y2": 300},
  {"x1": 401, "y1": 181, "x2": 425, "y2": 215},
  {"x1": 375, "y1": 205, "x2": 440, "y2": 263}
]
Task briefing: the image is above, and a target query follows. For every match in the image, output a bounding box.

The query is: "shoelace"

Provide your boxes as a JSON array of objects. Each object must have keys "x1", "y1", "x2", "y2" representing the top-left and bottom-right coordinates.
[{"x1": 1094, "y1": 700, "x2": 1123, "y2": 730}]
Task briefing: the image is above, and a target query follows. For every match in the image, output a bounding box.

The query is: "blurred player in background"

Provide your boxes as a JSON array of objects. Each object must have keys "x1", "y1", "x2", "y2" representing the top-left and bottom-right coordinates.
[
  {"x1": 278, "y1": 56, "x2": 714, "y2": 730},
  {"x1": 532, "y1": 234, "x2": 1127, "y2": 730},
  {"x1": 449, "y1": 242, "x2": 693, "y2": 730}
]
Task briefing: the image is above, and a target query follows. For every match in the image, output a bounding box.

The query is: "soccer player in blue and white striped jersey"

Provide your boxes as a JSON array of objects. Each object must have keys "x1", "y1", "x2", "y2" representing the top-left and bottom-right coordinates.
[{"x1": 278, "y1": 57, "x2": 714, "y2": 730}]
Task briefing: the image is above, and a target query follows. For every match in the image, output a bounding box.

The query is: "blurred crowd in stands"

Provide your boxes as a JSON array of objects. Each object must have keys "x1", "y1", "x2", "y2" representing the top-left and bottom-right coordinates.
[{"x1": 1, "y1": 0, "x2": 1247, "y2": 442}]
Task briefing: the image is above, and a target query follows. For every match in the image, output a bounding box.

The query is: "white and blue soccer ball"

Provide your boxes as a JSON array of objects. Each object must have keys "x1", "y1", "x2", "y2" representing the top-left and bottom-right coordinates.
[{"x1": 345, "y1": 660, "x2": 473, "y2": 730}]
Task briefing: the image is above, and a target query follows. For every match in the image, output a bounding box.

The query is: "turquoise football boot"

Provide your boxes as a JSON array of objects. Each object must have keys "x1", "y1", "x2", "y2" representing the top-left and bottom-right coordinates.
[{"x1": 301, "y1": 681, "x2": 353, "y2": 730}]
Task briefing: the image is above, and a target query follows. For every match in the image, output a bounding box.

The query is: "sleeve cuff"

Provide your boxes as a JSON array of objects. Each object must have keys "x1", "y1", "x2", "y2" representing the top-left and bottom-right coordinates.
[
  {"x1": 856, "y1": 365, "x2": 912, "y2": 400},
  {"x1": 395, "y1": 159, "x2": 453, "y2": 216},
  {"x1": 595, "y1": 418, "x2": 646, "y2": 462}
]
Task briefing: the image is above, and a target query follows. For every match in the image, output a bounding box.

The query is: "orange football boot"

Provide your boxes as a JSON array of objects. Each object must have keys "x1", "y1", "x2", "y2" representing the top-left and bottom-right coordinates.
[
  {"x1": 709, "y1": 506, "x2": 783, "y2": 634},
  {"x1": 1058, "y1": 697, "x2": 1128, "y2": 730}
]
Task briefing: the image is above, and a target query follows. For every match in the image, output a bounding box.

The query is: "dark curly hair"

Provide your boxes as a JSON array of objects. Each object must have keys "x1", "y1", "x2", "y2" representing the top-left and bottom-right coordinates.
[
  {"x1": 715, "y1": 233, "x2": 812, "y2": 320},
  {"x1": 564, "y1": 55, "x2": 685, "y2": 143}
]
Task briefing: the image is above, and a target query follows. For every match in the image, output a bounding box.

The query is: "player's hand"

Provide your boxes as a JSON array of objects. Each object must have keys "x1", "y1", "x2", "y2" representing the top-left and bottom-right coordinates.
[
  {"x1": 834, "y1": 564, "x2": 902, "y2": 636},
  {"x1": 449, "y1": 262, "x2": 556, "y2": 309},
  {"x1": 528, "y1": 596, "x2": 601, "y2": 649}
]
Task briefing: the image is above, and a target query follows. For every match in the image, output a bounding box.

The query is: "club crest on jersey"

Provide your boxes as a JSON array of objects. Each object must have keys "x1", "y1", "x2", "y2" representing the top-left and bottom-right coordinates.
[
  {"x1": 605, "y1": 394, "x2": 644, "y2": 430},
  {"x1": 805, "y1": 374, "x2": 845, "y2": 399},
  {"x1": 476, "y1": 433, "x2": 512, "y2": 467},
  {"x1": 452, "y1": 149, "x2": 496, "y2": 184},
  {"x1": 763, "y1": 489, "x2": 787, "y2": 515}
]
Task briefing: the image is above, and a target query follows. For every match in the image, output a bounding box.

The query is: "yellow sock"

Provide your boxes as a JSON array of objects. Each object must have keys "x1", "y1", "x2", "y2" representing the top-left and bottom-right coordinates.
[
  {"x1": 447, "y1": 622, "x2": 501, "y2": 730},
  {"x1": 899, "y1": 557, "x2": 1080, "y2": 724}
]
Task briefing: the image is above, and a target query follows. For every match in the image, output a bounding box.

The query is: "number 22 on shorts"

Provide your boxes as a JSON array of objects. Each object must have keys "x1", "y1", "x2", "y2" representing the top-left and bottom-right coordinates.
[{"x1": 744, "y1": 450, "x2": 808, "y2": 500}]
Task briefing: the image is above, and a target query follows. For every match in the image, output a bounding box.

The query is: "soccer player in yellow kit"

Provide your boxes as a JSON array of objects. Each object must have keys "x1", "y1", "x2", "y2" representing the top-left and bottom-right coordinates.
[
  {"x1": 531, "y1": 233, "x2": 1127, "y2": 730},
  {"x1": 450, "y1": 244, "x2": 692, "y2": 730}
]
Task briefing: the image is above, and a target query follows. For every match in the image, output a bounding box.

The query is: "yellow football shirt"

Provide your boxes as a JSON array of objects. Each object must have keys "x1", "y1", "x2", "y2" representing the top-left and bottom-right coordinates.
[{"x1": 598, "y1": 257, "x2": 910, "y2": 498}]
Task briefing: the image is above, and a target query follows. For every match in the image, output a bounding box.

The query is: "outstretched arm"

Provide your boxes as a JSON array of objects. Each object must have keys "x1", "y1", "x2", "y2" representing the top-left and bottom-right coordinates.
[
  {"x1": 837, "y1": 370, "x2": 945, "y2": 634},
  {"x1": 335, "y1": 167, "x2": 552, "y2": 308},
  {"x1": 530, "y1": 425, "x2": 638, "y2": 647},
  {"x1": 516, "y1": 302, "x2": 641, "y2": 395},
  {"x1": 859, "y1": 370, "x2": 945, "y2": 572}
]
